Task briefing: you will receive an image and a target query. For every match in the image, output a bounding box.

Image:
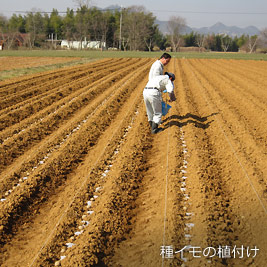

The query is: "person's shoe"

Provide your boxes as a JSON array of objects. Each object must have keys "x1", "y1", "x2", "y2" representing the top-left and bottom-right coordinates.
[
  {"x1": 149, "y1": 121, "x2": 153, "y2": 128},
  {"x1": 151, "y1": 122, "x2": 163, "y2": 134}
]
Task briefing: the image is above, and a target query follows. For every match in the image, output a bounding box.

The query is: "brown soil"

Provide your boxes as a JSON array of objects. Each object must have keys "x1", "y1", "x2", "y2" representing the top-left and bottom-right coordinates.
[
  {"x1": 0, "y1": 57, "x2": 80, "y2": 71},
  {"x1": 0, "y1": 58, "x2": 266, "y2": 267}
]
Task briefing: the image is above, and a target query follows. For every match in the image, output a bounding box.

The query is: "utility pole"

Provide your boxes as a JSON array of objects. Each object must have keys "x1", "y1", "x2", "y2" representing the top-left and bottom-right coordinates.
[
  {"x1": 119, "y1": 6, "x2": 122, "y2": 50},
  {"x1": 51, "y1": 33, "x2": 54, "y2": 49}
]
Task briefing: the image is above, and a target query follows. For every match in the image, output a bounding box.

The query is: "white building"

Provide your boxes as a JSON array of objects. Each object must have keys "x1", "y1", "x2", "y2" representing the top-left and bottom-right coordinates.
[{"x1": 61, "y1": 40, "x2": 105, "y2": 50}]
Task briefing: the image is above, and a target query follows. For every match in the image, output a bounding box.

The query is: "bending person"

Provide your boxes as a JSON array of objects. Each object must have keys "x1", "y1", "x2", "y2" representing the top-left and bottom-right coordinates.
[
  {"x1": 143, "y1": 72, "x2": 176, "y2": 134},
  {"x1": 148, "y1": 53, "x2": 172, "y2": 80}
]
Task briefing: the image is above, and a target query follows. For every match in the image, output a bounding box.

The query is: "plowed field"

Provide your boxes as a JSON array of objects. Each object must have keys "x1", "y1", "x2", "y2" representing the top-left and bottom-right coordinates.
[
  {"x1": 0, "y1": 57, "x2": 80, "y2": 71},
  {"x1": 0, "y1": 58, "x2": 266, "y2": 267}
]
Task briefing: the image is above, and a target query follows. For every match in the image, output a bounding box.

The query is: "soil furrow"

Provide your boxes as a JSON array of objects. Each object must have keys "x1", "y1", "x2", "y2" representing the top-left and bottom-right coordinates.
[
  {"x1": 0, "y1": 58, "x2": 112, "y2": 94},
  {"x1": 0, "y1": 59, "x2": 136, "y2": 142},
  {"x1": 0, "y1": 59, "x2": 153, "y2": 250},
  {"x1": 0, "y1": 61, "x2": 152, "y2": 267},
  {"x1": 173, "y1": 59, "x2": 238, "y2": 266},
  {"x1": 217, "y1": 59, "x2": 267, "y2": 83},
  {"x1": 109, "y1": 60, "x2": 186, "y2": 267},
  {"x1": 183, "y1": 59, "x2": 267, "y2": 266},
  {"x1": 0, "y1": 57, "x2": 80, "y2": 72},
  {"x1": 0, "y1": 59, "x2": 137, "y2": 129},
  {"x1": 186, "y1": 60, "x2": 267, "y2": 190},
  {"x1": 56, "y1": 105, "x2": 152, "y2": 267},
  {"x1": 0, "y1": 58, "x2": 125, "y2": 109},
  {"x1": 195, "y1": 59, "x2": 267, "y2": 107},
  {"x1": 0, "y1": 57, "x2": 266, "y2": 267},
  {"x1": 30, "y1": 85, "x2": 149, "y2": 267},
  {"x1": 0, "y1": 58, "x2": 148, "y2": 173}
]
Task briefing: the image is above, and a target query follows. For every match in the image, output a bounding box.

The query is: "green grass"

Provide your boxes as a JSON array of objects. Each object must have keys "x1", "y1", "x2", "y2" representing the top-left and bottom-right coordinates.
[{"x1": 1, "y1": 49, "x2": 267, "y2": 60}]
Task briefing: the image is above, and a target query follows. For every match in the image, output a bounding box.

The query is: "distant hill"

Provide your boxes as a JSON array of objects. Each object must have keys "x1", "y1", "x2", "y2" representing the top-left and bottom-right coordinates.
[
  {"x1": 95, "y1": 6, "x2": 260, "y2": 37},
  {"x1": 156, "y1": 20, "x2": 260, "y2": 37},
  {"x1": 95, "y1": 4, "x2": 121, "y2": 11}
]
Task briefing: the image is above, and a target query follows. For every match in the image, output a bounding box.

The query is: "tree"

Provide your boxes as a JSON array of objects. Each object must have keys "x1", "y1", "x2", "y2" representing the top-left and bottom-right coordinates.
[
  {"x1": 195, "y1": 33, "x2": 206, "y2": 52},
  {"x1": 260, "y1": 28, "x2": 267, "y2": 42},
  {"x1": 205, "y1": 34, "x2": 214, "y2": 51},
  {"x1": 0, "y1": 15, "x2": 7, "y2": 49},
  {"x1": 25, "y1": 11, "x2": 46, "y2": 48},
  {"x1": 62, "y1": 8, "x2": 76, "y2": 40},
  {"x1": 221, "y1": 35, "x2": 232, "y2": 52},
  {"x1": 0, "y1": 14, "x2": 6, "y2": 28},
  {"x1": 73, "y1": 0, "x2": 91, "y2": 8},
  {"x1": 143, "y1": 21, "x2": 158, "y2": 52},
  {"x1": 98, "y1": 11, "x2": 111, "y2": 49},
  {"x1": 74, "y1": 5, "x2": 90, "y2": 47},
  {"x1": 167, "y1": 16, "x2": 186, "y2": 52},
  {"x1": 121, "y1": 6, "x2": 155, "y2": 51},
  {"x1": 88, "y1": 7, "x2": 102, "y2": 42},
  {"x1": 49, "y1": 9, "x2": 63, "y2": 39},
  {"x1": 259, "y1": 28, "x2": 267, "y2": 50},
  {"x1": 247, "y1": 35, "x2": 258, "y2": 53},
  {"x1": 152, "y1": 27, "x2": 167, "y2": 50},
  {"x1": 105, "y1": 12, "x2": 117, "y2": 48},
  {"x1": 184, "y1": 32, "x2": 196, "y2": 47},
  {"x1": 237, "y1": 34, "x2": 247, "y2": 49},
  {"x1": 9, "y1": 14, "x2": 26, "y2": 33},
  {"x1": 214, "y1": 35, "x2": 222, "y2": 51},
  {"x1": 6, "y1": 14, "x2": 21, "y2": 49},
  {"x1": 230, "y1": 36, "x2": 239, "y2": 52}
]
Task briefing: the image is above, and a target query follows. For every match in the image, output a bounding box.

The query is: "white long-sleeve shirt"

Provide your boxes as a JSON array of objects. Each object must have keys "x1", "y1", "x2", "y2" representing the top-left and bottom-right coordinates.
[
  {"x1": 148, "y1": 60, "x2": 164, "y2": 80},
  {"x1": 145, "y1": 75, "x2": 174, "y2": 93}
]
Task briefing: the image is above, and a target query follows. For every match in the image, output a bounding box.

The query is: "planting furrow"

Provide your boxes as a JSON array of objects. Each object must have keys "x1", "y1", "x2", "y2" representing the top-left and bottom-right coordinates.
[
  {"x1": 0, "y1": 58, "x2": 125, "y2": 110},
  {"x1": 110, "y1": 66, "x2": 189, "y2": 266},
  {"x1": 187, "y1": 60, "x2": 267, "y2": 184},
  {"x1": 0, "y1": 60, "x2": 151, "y2": 267},
  {"x1": 188, "y1": 59, "x2": 267, "y2": 149},
  {"x1": 171, "y1": 59, "x2": 215, "y2": 266},
  {"x1": 0, "y1": 59, "x2": 146, "y2": 175},
  {"x1": 0, "y1": 58, "x2": 140, "y2": 143},
  {"x1": 0, "y1": 58, "x2": 112, "y2": 95},
  {"x1": 161, "y1": 63, "x2": 208, "y2": 266},
  {"x1": 197, "y1": 59, "x2": 267, "y2": 106},
  {"x1": 1, "y1": 57, "x2": 265, "y2": 267},
  {"x1": 0, "y1": 58, "x2": 151, "y2": 195},
  {"x1": 0, "y1": 57, "x2": 80, "y2": 72},
  {"x1": 0, "y1": 58, "x2": 138, "y2": 131},
  {"x1": 176, "y1": 59, "x2": 243, "y2": 266},
  {"x1": 185, "y1": 58, "x2": 267, "y2": 195},
  {"x1": 182, "y1": 59, "x2": 267, "y2": 266},
  {"x1": 0, "y1": 59, "x2": 153, "y2": 251},
  {"x1": 0, "y1": 58, "x2": 131, "y2": 115},
  {"x1": 31, "y1": 89, "x2": 148, "y2": 267},
  {"x1": 223, "y1": 59, "x2": 267, "y2": 81},
  {"x1": 49, "y1": 104, "x2": 151, "y2": 267}
]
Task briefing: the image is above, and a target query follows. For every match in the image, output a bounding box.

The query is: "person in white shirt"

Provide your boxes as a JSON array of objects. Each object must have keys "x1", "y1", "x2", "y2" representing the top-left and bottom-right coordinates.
[
  {"x1": 148, "y1": 53, "x2": 172, "y2": 80},
  {"x1": 143, "y1": 72, "x2": 176, "y2": 134}
]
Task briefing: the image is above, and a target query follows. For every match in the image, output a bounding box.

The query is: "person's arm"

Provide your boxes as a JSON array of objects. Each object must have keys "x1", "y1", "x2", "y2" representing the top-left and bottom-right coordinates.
[{"x1": 165, "y1": 79, "x2": 176, "y2": 102}]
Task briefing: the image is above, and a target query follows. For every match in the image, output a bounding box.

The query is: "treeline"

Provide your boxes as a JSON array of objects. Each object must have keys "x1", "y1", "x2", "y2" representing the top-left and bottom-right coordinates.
[
  {"x1": 183, "y1": 32, "x2": 260, "y2": 53},
  {"x1": 0, "y1": 6, "x2": 165, "y2": 50},
  {"x1": 0, "y1": 5, "x2": 266, "y2": 52}
]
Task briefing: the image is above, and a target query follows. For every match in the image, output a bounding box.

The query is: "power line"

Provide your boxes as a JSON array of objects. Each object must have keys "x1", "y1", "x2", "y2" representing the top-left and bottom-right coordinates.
[
  {"x1": 1, "y1": 8, "x2": 119, "y2": 15},
  {"x1": 1, "y1": 9, "x2": 267, "y2": 15},
  {"x1": 151, "y1": 10, "x2": 267, "y2": 15}
]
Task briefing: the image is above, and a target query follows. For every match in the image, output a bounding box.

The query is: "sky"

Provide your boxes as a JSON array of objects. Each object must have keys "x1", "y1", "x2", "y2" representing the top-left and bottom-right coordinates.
[{"x1": 1, "y1": 0, "x2": 267, "y2": 29}]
